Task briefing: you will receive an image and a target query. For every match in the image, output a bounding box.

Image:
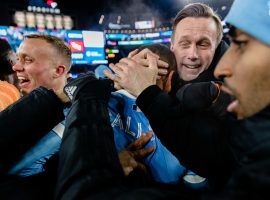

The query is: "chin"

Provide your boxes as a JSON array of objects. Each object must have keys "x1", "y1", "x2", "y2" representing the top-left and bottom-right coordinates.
[
  {"x1": 237, "y1": 108, "x2": 259, "y2": 120},
  {"x1": 183, "y1": 74, "x2": 199, "y2": 81}
]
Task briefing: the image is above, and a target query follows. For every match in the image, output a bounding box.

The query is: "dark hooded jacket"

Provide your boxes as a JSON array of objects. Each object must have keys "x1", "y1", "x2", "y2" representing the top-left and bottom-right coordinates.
[{"x1": 136, "y1": 40, "x2": 234, "y2": 189}]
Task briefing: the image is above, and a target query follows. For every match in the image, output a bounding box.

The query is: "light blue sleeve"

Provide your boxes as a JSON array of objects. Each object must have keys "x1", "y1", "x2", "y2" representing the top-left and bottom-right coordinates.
[
  {"x1": 108, "y1": 90, "x2": 186, "y2": 184},
  {"x1": 9, "y1": 128, "x2": 62, "y2": 176},
  {"x1": 8, "y1": 108, "x2": 69, "y2": 177}
]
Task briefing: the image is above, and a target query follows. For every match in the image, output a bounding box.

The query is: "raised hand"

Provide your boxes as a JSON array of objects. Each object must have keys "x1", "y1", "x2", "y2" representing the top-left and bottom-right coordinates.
[
  {"x1": 118, "y1": 132, "x2": 154, "y2": 176},
  {"x1": 104, "y1": 53, "x2": 159, "y2": 97}
]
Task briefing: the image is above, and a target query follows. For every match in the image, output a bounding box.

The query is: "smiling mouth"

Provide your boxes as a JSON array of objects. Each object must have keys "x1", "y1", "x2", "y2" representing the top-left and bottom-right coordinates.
[
  {"x1": 18, "y1": 77, "x2": 30, "y2": 87},
  {"x1": 183, "y1": 64, "x2": 201, "y2": 69}
]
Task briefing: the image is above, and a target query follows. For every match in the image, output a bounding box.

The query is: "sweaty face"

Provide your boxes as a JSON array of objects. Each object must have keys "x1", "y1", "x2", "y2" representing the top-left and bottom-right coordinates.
[
  {"x1": 13, "y1": 39, "x2": 57, "y2": 94},
  {"x1": 171, "y1": 17, "x2": 218, "y2": 81},
  {"x1": 214, "y1": 29, "x2": 270, "y2": 119}
]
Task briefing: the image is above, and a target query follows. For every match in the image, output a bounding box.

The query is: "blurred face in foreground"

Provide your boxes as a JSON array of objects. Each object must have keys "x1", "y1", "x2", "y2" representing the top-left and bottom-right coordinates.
[{"x1": 214, "y1": 28, "x2": 270, "y2": 119}]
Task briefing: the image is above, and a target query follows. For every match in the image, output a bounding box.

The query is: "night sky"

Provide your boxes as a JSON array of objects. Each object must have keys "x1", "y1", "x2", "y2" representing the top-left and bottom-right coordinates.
[{"x1": 0, "y1": 0, "x2": 234, "y2": 30}]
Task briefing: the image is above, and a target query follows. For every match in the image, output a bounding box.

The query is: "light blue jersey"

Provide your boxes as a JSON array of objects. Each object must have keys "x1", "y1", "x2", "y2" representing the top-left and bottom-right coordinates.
[{"x1": 108, "y1": 90, "x2": 186, "y2": 184}]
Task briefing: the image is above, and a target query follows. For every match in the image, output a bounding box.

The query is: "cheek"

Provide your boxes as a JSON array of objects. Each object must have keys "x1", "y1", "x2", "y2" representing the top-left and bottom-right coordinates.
[
  {"x1": 233, "y1": 61, "x2": 263, "y2": 113},
  {"x1": 200, "y1": 50, "x2": 214, "y2": 65},
  {"x1": 26, "y1": 65, "x2": 43, "y2": 76},
  {"x1": 173, "y1": 50, "x2": 185, "y2": 63},
  {"x1": 29, "y1": 68, "x2": 49, "y2": 83}
]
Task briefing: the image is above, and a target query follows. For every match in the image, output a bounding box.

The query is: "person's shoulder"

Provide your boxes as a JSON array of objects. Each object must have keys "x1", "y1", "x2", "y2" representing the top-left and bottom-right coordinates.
[
  {"x1": 0, "y1": 81, "x2": 20, "y2": 111},
  {"x1": 0, "y1": 81, "x2": 20, "y2": 99}
]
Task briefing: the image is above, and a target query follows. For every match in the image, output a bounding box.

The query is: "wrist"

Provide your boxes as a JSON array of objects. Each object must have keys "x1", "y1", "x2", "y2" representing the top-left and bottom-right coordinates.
[{"x1": 133, "y1": 83, "x2": 154, "y2": 97}]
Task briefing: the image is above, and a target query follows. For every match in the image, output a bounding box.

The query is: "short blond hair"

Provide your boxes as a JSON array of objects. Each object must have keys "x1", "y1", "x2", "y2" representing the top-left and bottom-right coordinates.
[{"x1": 25, "y1": 34, "x2": 72, "y2": 68}]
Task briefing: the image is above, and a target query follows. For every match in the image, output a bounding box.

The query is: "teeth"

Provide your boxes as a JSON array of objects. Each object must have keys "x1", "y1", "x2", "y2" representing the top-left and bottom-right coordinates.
[
  {"x1": 17, "y1": 76, "x2": 29, "y2": 84},
  {"x1": 18, "y1": 77, "x2": 26, "y2": 80},
  {"x1": 184, "y1": 64, "x2": 200, "y2": 69}
]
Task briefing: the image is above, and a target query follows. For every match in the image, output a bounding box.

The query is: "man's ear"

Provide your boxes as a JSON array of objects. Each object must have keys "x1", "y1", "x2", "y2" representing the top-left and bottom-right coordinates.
[
  {"x1": 53, "y1": 65, "x2": 66, "y2": 78},
  {"x1": 170, "y1": 44, "x2": 174, "y2": 52}
]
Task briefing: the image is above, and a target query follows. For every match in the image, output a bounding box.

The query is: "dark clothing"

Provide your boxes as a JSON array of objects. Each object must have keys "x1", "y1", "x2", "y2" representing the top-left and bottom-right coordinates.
[
  {"x1": 55, "y1": 97, "x2": 124, "y2": 199},
  {"x1": 57, "y1": 75, "x2": 270, "y2": 199},
  {"x1": 136, "y1": 85, "x2": 234, "y2": 189},
  {"x1": 54, "y1": 79, "x2": 197, "y2": 200},
  {"x1": 135, "y1": 42, "x2": 270, "y2": 197},
  {"x1": 205, "y1": 107, "x2": 270, "y2": 200},
  {"x1": 136, "y1": 75, "x2": 270, "y2": 198},
  {"x1": 0, "y1": 87, "x2": 64, "y2": 174},
  {"x1": 0, "y1": 87, "x2": 64, "y2": 199},
  {"x1": 136, "y1": 40, "x2": 232, "y2": 189},
  {"x1": 1, "y1": 79, "x2": 270, "y2": 199}
]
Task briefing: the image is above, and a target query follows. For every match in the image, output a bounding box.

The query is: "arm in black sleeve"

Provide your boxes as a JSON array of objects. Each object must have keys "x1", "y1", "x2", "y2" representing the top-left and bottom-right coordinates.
[
  {"x1": 0, "y1": 86, "x2": 65, "y2": 173},
  {"x1": 136, "y1": 85, "x2": 234, "y2": 187},
  {"x1": 55, "y1": 77, "x2": 124, "y2": 200}
]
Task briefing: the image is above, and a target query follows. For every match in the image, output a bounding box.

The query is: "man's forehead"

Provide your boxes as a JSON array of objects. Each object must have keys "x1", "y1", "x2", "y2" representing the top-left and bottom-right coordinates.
[
  {"x1": 18, "y1": 39, "x2": 52, "y2": 55},
  {"x1": 175, "y1": 31, "x2": 215, "y2": 42},
  {"x1": 175, "y1": 18, "x2": 217, "y2": 39},
  {"x1": 177, "y1": 17, "x2": 217, "y2": 30}
]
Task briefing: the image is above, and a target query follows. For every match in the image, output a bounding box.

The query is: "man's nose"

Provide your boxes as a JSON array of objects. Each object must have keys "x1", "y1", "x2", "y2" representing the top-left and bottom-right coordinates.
[
  {"x1": 187, "y1": 44, "x2": 199, "y2": 61},
  {"x1": 12, "y1": 61, "x2": 23, "y2": 72},
  {"x1": 214, "y1": 48, "x2": 233, "y2": 80}
]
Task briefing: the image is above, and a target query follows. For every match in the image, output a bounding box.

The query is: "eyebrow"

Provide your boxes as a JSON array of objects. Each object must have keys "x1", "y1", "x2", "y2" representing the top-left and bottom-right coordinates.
[
  {"x1": 228, "y1": 25, "x2": 237, "y2": 39},
  {"x1": 178, "y1": 35, "x2": 211, "y2": 42}
]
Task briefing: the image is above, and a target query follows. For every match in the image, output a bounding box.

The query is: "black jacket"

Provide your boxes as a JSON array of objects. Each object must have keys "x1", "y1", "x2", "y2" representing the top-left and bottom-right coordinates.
[
  {"x1": 0, "y1": 87, "x2": 65, "y2": 199},
  {"x1": 137, "y1": 85, "x2": 234, "y2": 190},
  {"x1": 135, "y1": 39, "x2": 270, "y2": 198},
  {"x1": 0, "y1": 87, "x2": 64, "y2": 174},
  {"x1": 206, "y1": 106, "x2": 270, "y2": 200},
  {"x1": 136, "y1": 40, "x2": 232, "y2": 189}
]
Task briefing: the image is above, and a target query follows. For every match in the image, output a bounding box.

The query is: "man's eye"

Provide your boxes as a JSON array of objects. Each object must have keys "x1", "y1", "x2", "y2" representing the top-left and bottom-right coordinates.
[
  {"x1": 198, "y1": 42, "x2": 210, "y2": 48},
  {"x1": 179, "y1": 42, "x2": 190, "y2": 48},
  {"x1": 232, "y1": 39, "x2": 248, "y2": 50},
  {"x1": 25, "y1": 57, "x2": 32, "y2": 63}
]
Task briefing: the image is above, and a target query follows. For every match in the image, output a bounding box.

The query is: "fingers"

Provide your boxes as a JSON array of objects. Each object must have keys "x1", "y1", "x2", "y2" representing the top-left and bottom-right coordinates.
[
  {"x1": 118, "y1": 150, "x2": 138, "y2": 176},
  {"x1": 103, "y1": 67, "x2": 124, "y2": 90},
  {"x1": 157, "y1": 60, "x2": 169, "y2": 68},
  {"x1": 118, "y1": 57, "x2": 138, "y2": 67},
  {"x1": 119, "y1": 132, "x2": 155, "y2": 176},
  {"x1": 103, "y1": 69, "x2": 118, "y2": 82},
  {"x1": 132, "y1": 58, "x2": 169, "y2": 69},
  {"x1": 128, "y1": 131, "x2": 153, "y2": 151},
  {"x1": 158, "y1": 68, "x2": 168, "y2": 76},
  {"x1": 103, "y1": 69, "x2": 113, "y2": 78},
  {"x1": 109, "y1": 63, "x2": 125, "y2": 76},
  {"x1": 123, "y1": 166, "x2": 134, "y2": 176},
  {"x1": 128, "y1": 49, "x2": 139, "y2": 58},
  {"x1": 132, "y1": 145, "x2": 155, "y2": 159},
  {"x1": 131, "y1": 48, "x2": 159, "y2": 60}
]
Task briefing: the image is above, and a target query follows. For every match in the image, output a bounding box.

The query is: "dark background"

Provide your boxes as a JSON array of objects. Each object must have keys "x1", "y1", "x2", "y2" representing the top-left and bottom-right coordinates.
[{"x1": 1, "y1": 0, "x2": 234, "y2": 30}]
